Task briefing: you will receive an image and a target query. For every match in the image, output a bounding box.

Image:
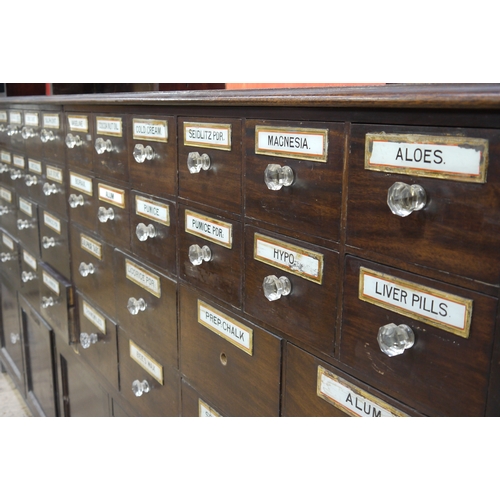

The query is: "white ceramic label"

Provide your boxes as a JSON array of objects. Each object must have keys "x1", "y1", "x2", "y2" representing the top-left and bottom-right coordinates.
[
  {"x1": 70, "y1": 172, "x2": 93, "y2": 195},
  {"x1": 42, "y1": 271, "x2": 60, "y2": 295},
  {"x1": 80, "y1": 234, "x2": 102, "y2": 260},
  {"x1": 0, "y1": 187, "x2": 12, "y2": 202},
  {"x1": 98, "y1": 184, "x2": 125, "y2": 208},
  {"x1": 43, "y1": 211, "x2": 61, "y2": 234},
  {"x1": 46, "y1": 165, "x2": 63, "y2": 184},
  {"x1": 199, "y1": 399, "x2": 222, "y2": 417},
  {"x1": 184, "y1": 122, "x2": 231, "y2": 150},
  {"x1": 25, "y1": 113, "x2": 39, "y2": 126},
  {"x1": 185, "y1": 210, "x2": 232, "y2": 248},
  {"x1": 19, "y1": 197, "x2": 33, "y2": 217},
  {"x1": 135, "y1": 196, "x2": 170, "y2": 226},
  {"x1": 9, "y1": 112, "x2": 21, "y2": 124},
  {"x1": 13, "y1": 155, "x2": 25, "y2": 168},
  {"x1": 43, "y1": 114, "x2": 60, "y2": 128},
  {"x1": 23, "y1": 250, "x2": 37, "y2": 271},
  {"x1": 68, "y1": 115, "x2": 89, "y2": 132},
  {"x1": 0, "y1": 111, "x2": 7, "y2": 122},
  {"x1": 125, "y1": 259, "x2": 161, "y2": 298},
  {"x1": 83, "y1": 301, "x2": 106, "y2": 334},
  {"x1": 1, "y1": 151, "x2": 11, "y2": 163},
  {"x1": 96, "y1": 117, "x2": 122, "y2": 137},
  {"x1": 28, "y1": 159, "x2": 42, "y2": 174},
  {"x1": 133, "y1": 119, "x2": 168, "y2": 142},
  {"x1": 2, "y1": 233, "x2": 14, "y2": 250},
  {"x1": 129, "y1": 340, "x2": 164, "y2": 384}
]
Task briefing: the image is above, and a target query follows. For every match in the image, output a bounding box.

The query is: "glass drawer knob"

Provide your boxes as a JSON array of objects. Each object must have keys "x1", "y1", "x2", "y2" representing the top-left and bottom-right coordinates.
[
  {"x1": 0, "y1": 205, "x2": 11, "y2": 215},
  {"x1": 95, "y1": 137, "x2": 112, "y2": 154},
  {"x1": 22, "y1": 271, "x2": 36, "y2": 282},
  {"x1": 377, "y1": 323, "x2": 415, "y2": 357},
  {"x1": 263, "y1": 275, "x2": 292, "y2": 301},
  {"x1": 80, "y1": 332, "x2": 98, "y2": 349},
  {"x1": 189, "y1": 244, "x2": 211, "y2": 265},
  {"x1": 41, "y1": 296, "x2": 56, "y2": 308},
  {"x1": 264, "y1": 164, "x2": 294, "y2": 190},
  {"x1": 387, "y1": 182, "x2": 427, "y2": 217},
  {"x1": 43, "y1": 182, "x2": 60, "y2": 196},
  {"x1": 65, "y1": 133, "x2": 82, "y2": 148},
  {"x1": 79, "y1": 262, "x2": 95, "y2": 277},
  {"x1": 10, "y1": 332, "x2": 20, "y2": 344},
  {"x1": 127, "y1": 297, "x2": 147, "y2": 315},
  {"x1": 7, "y1": 125, "x2": 19, "y2": 136},
  {"x1": 98, "y1": 206, "x2": 115, "y2": 223},
  {"x1": 136, "y1": 222, "x2": 156, "y2": 241},
  {"x1": 187, "y1": 152, "x2": 211, "y2": 173},
  {"x1": 17, "y1": 219, "x2": 33, "y2": 230},
  {"x1": 133, "y1": 144, "x2": 154, "y2": 163},
  {"x1": 42, "y1": 236, "x2": 56, "y2": 249},
  {"x1": 40, "y1": 129, "x2": 55, "y2": 143},
  {"x1": 25, "y1": 175, "x2": 38, "y2": 186},
  {"x1": 10, "y1": 169, "x2": 22, "y2": 180},
  {"x1": 0, "y1": 163, "x2": 9, "y2": 173},
  {"x1": 68, "y1": 193, "x2": 84, "y2": 208},
  {"x1": 132, "y1": 379, "x2": 150, "y2": 397},
  {"x1": 21, "y1": 126, "x2": 37, "y2": 139},
  {"x1": 0, "y1": 252, "x2": 14, "y2": 262}
]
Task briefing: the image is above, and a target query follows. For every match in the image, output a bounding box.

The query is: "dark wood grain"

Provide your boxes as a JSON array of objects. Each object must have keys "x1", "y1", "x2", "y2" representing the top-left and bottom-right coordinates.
[
  {"x1": 64, "y1": 111, "x2": 95, "y2": 171},
  {"x1": 67, "y1": 167, "x2": 98, "y2": 233}
]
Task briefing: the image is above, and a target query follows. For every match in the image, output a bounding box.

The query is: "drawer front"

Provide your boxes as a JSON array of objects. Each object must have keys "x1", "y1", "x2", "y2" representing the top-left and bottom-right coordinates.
[
  {"x1": 24, "y1": 158, "x2": 44, "y2": 205},
  {"x1": 178, "y1": 117, "x2": 243, "y2": 215},
  {"x1": 130, "y1": 191, "x2": 177, "y2": 275},
  {"x1": 113, "y1": 250, "x2": 178, "y2": 368},
  {"x1": 0, "y1": 183, "x2": 17, "y2": 236},
  {"x1": 39, "y1": 208, "x2": 71, "y2": 280},
  {"x1": 245, "y1": 119, "x2": 344, "y2": 242},
  {"x1": 282, "y1": 343, "x2": 420, "y2": 417},
  {"x1": 10, "y1": 153, "x2": 28, "y2": 199},
  {"x1": 68, "y1": 169, "x2": 98, "y2": 233},
  {"x1": 70, "y1": 224, "x2": 116, "y2": 319},
  {"x1": 340, "y1": 256, "x2": 497, "y2": 416},
  {"x1": 16, "y1": 196, "x2": 40, "y2": 257},
  {"x1": 128, "y1": 115, "x2": 176, "y2": 197},
  {"x1": 8, "y1": 110, "x2": 24, "y2": 151},
  {"x1": 179, "y1": 284, "x2": 282, "y2": 416},
  {"x1": 64, "y1": 113, "x2": 94, "y2": 170},
  {"x1": 181, "y1": 379, "x2": 224, "y2": 417},
  {"x1": 0, "y1": 229, "x2": 20, "y2": 290},
  {"x1": 23, "y1": 110, "x2": 43, "y2": 159},
  {"x1": 41, "y1": 162, "x2": 68, "y2": 218},
  {"x1": 19, "y1": 245, "x2": 40, "y2": 309},
  {"x1": 347, "y1": 124, "x2": 500, "y2": 285},
  {"x1": 41, "y1": 112, "x2": 65, "y2": 163},
  {"x1": 0, "y1": 149, "x2": 13, "y2": 187},
  {"x1": 117, "y1": 328, "x2": 180, "y2": 417},
  {"x1": 244, "y1": 226, "x2": 339, "y2": 354},
  {"x1": 179, "y1": 205, "x2": 242, "y2": 308},
  {"x1": 93, "y1": 113, "x2": 129, "y2": 183},
  {"x1": 76, "y1": 292, "x2": 119, "y2": 392}
]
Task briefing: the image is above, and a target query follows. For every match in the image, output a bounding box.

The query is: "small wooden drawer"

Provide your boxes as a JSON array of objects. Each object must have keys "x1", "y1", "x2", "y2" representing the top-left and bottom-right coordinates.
[
  {"x1": 40, "y1": 162, "x2": 68, "y2": 219},
  {"x1": 0, "y1": 228, "x2": 20, "y2": 290},
  {"x1": 19, "y1": 244, "x2": 40, "y2": 309},
  {"x1": 24, "y1": 158, "x2": 44, "y2": 205},
  {"x1": 8, "y1": 110, "x2": 24, "y2": 152},
  {"x1": 64, "y1": 112, "x2": 94, "y2": 171},
  {"x1": 9, "y1": 153, "x2": 28, "y2": 199},
  {"x1": 181, "y1": 379, "x2": 225, "y2": 417},
  {"x1": 0, "y1": 183, "x2": 17, "y2": 237},
  {"x1": 0, "y1": 149, "x2": 14, "y2": 188},
  {"x1": 16, "y1": 196, "x2": 40, "y2": 258},
  {"x1": 40, "y1": 111, "x2": 65, "y2": 163}
]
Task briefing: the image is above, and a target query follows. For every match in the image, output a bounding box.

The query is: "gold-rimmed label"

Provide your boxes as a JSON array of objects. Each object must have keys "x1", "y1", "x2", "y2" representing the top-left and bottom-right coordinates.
[
  {"x1": 133, "y1": 118, "x2": 168, "y2": 143},
  {"x1": 98, "y1": 183, "x2": 125, "y2": 208},
  {"x1": 0, "y1": 111, "x2": 7, "y2": 122},
  {"x1": 135, "y1": 196, "x2": 170, "y2": 226},
  {"x1": 0, "y1": 187, "x2": 12, "y2": 203},
  {"x1": 129, "y1": 340, "x2": 164, "y2": 385},
  {"x1": 13, "y1": 155, "x2": 25, "y2": 168},
  {"x1": 23, "y1": 249, "x2": 37, "y2": 271},
  {"x1": 46, "y1": 165, "x2": 63, "y2": 184},
  {"x1": 43, "y1": 211, "x2": 61, "y2": 234},
  {"x1": 43, "y1": 114, "x2": 60, "y2": 129},
  {"x1": 42, "y1": 271, "x2": 60, "y2": 295},
  {"x1": 359, "y1": 267, "x2": 473, "y2": 338},
  {"x1": 254, "y1": 233, "x2": 324, "y2": 285},
  {"x1": 199, "y1": 399, "x2": 222, "y2": 417},
  {"x1": 19, "y1": 197, "x2": 33, "y2": 217},
  {"x1": 80, "y1": 234, "x2": 102, "y2": 260},
  {"x1": 28, "y1": 159, "x2": 42, "y2": 174},
  {"x1": 70, "y1": 171, "x2": 93, "y2": 195},
  {"x1": 125, "y1": 259, "x2": 161, "y2": 298},
  {"x1": 1, "y1": 151, "x2": 11, "y2": 163},
  {"x1": 184, "y1": 122, "x2": 232, "y2": 151},
  {"x1": 317, "y1": 366, "x2": 408, "y2": 417},
  {"x1": 365, "y1": 133, "x2": 488, "y2": 183},
  {"x1": 198, "y1": 300, "x2": 253, "y2": 355},
  {"x1": 96, "y1": 116, "x2": 122, "y2": 137},
  {"x1": 255, "y1": 125, "x2": 328, "y2": 162},
  {"x1": 68, "y1": 115, "x2": 89, "y2": 132},
  {"x1": 2, "y1": 233, "x2": 14, "y2": 251},
  {"x1": 185, "y1": 210, "x2": 232, "y2": 248},
  {"x1": 9, "y1": 111, "x2": 21, "y2": 125},
  {"x1": 83, "y1": 301, "x2": 106, "y2": 334},
  {"x1": 25, "y1": 112, "x2": 39, "y2": 127}
]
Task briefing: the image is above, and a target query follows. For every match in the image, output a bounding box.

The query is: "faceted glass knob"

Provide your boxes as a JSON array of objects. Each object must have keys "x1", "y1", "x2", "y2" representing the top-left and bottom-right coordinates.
[
  {"x1": 0, "y1": 252, "x2": 14, "y2": 262},
  {"x1": 377, "y1": 323, "x2": 415, "y2": 357},
  {"x1": 387, "y1": 182, "x2": 427, "y2": 217},
  {"x1": 189, "y1": 244, "x2": 212, "y2": 265},
  {"x1": 25, "y1": 175, "x2": 38, "y2": 186},
  {"x1": 17, "y1": 219, "x2": 33, "y2": 230},
  {"x1": 10, "y1": 332, "x2": 20, "y2": 344},
  {"x1": 65, "y1": 133, "x2": 82, "y2": 148},
  {"x1": 127, "y1": 297, "x2": 147, "y2": 315},
  {"x1": 0, "y1": 163, "x2": 9, "y2": 173},
  {"x1": 132, "y1": 379, "x2": 150, "y2": 397},
  {"x1": 42, "y1": 236, "x2": 56, "y2": 249},
  {"x1": 0, "y1": 205, "x2": 11, "y2": 215},
  {"x1": 264, "y1": 164, "x2": 294, "y2": 190},
  {"x1": 7, "y1": 125, "x2": 19, "y2": 136},
  {"x1": 43, "y1": 182, "x2": 60, "y2": 196},
  {"x1": 40, "y1": 129, "x2": 55, "y2": 143},
  {"x1": 80, "y1": 332, "x2": 98, "y2": 349},
  {"x1": 10, "y1": 169, "x2": 23, "y2": 180},
  {"x1": 136, "y1": 222, "x2": 156, "y2": 241},
  {"x1": 79, "y1": 262, "x2": 95, "y2": 277},
  {"x1": 95, "y1": 137, "x2": 112, "y2": 154},
  {"x1": 21, "y1": 126, "x2": 36, "y2": 139},
  {"x1": 22, "y1": 271, "x2": 36, "y2": 282},
  {"x1": 41, "y1": 296, "x2": 55, "y2": 308},
  {"x1": 98, "y1": 206, "x2": 115, "y2": 223},
  {"x1": 133, "y1": 144, "x2": 154, "y2": 163},
  {"x1": 263, "y1": 275, "x2": 292, "y2": 301},
  {"x1": 187, "y1": 152, "x2": 211, "y2": 173},
  {"x1": 68, "y1": 193, "x2": 84, "y2": 208}
]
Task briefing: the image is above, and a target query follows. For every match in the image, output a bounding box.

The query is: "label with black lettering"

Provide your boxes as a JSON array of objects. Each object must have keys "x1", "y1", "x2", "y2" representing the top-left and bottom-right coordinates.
[
  {"x1": 365, "y1": 133, "x2": 488, "y2": 183},
  {"x1": 28, "y1": 159, "x2": 42, "y2": 174},
  {"x1": 133, "y1": 118, "x2": 168, "y2": 143},
  {"x1": 135, "y1": 196, "x2": 170, "y2": 226},
  {"x1": 19, "y1": 197, "x2": 33, "y2": 217},
  {"x1": 68, "y1": 115, "x2": 89, "y2": 132},
  {"x1": 0, "y1": 111, "x2": 7, "y2": 122},
  {"x1": 185, "y1": 210, "x2": 232, "y2": 248},
  {"x1": 43, "y1": 211, "x2": 61, "y2": 234},
  {"x1": 1, "y1": 151, "x2": 11, "y2": 163},
  {"x1": 9, "y1": 112, "x2": 21, "y2": 125},
  {"x1": 359, "y1": 267, "x2": 473, "y2": 338},
  {"x1": 2, "y1": 233, "x2": 14, "y2": 251},
  {"x1": 80, "y1": 234, "x2": 102, "y2": 260},
  {"x1": 184, "y1": 122, "x2": 232, "y2": 151},
  {"x1": 46, "y1": 165, "x2": 63, "y2": 184},
  {"x1": 98, "y1": 183, "x2": 125, "y2": 208},
  {"x1": 42, "y1": 271, "x2": 60, "y2": 295},
  {"x1": 25, "y1": 112, "x2": 39, "y2": 126},
  {"x1": 198, "y1": 300, "x2": 253, "y2": 355},
  {"x1": 254, "y1": 233, "x2": 324, "y2": 285},
  {"x1": 0, "y1": 187, "x2": 12, "y2": 203},
  {"x1": 125, "y1": 259, "x2": 161, "y2": 298},
  {"x1": 129, "y1": 340, "x2": 164, "y2": 384},
  {"x1": 13, "y1": 155, "x2": 25, "y2": 168},
  {"x1": 96, "y1": 116, "x2": 122, "y2": 137},
  {"x1": 317, "y1": 366, "x2": 408, "y2": 417},
  {"x1": 255, "y1": 125, "x2": 328, "y2": 162},
  {"x1": 23, "y1": 249, "x2": 37, "y2": 271},
  {"x1": 199, "y1": 399, "x2": 222, "y2": 417},
  {"x1": 70, "y1": 171, "x2": 93, "y2": 195},
  {"x1": 43, "y1": 114, "x2": 60, "y2": 129},
  {"x1": 83, "y1": 301, "x2": 106, "y2": 334}
]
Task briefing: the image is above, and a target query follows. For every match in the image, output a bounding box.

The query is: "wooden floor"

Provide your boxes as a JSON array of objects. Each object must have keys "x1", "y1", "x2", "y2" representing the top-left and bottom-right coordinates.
[{"x1": 0, "y1": 369, "x2": 32, "y2": 417}]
